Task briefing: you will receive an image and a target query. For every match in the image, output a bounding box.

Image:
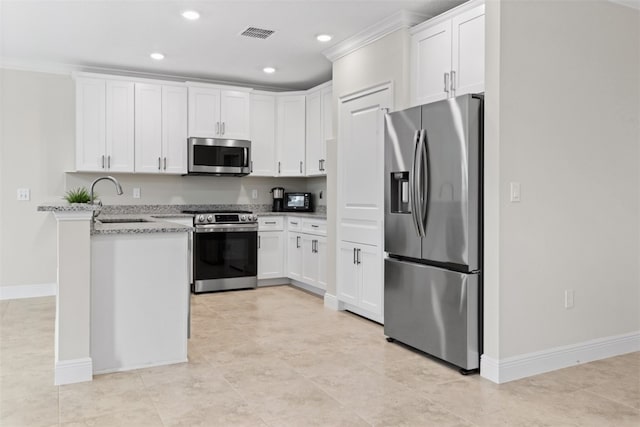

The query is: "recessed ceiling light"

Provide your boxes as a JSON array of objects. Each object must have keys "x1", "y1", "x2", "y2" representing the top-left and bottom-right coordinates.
[
  {"x1": 150, "y1": 52, "x2": 165, "y2": 60},
  {"x1": 316, "y1": 34, "x2": 332, "y2": 42},
  {"x1": 182, "y1": 10, "x2": 200, "y2": 20},
  {"x1": 263, "y1": 67, "x2": 276, "y2": 74}
]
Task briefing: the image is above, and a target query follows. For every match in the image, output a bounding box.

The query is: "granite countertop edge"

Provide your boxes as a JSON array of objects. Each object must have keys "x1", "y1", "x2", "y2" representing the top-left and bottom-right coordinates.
[{"x1": 91, "y1": 214, "x2": 193, "y2": 236}]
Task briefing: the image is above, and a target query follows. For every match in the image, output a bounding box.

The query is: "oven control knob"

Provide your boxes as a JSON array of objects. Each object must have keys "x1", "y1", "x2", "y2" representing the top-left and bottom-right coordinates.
[
  {"x1": 241, "y1": 215, "x2": 247, "y2": 221},
  {"x1": 207, "y1": 215, "x2": 213, "y2": 222},
  {"x1": 198, "y1": 215, "x2": 205, "y2": 222},
  {"x1": 252, "y1": 215, "x2": 258, "y2": 221}
]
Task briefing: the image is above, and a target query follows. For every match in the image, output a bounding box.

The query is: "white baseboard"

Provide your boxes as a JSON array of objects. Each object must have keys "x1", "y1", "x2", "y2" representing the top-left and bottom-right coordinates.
[
  {"x1": 257, "y1": 278, "x2": 290, "y2": 287},
  {"x1": 93, "y1": 357, "x2": 188, "y2": 376},
  {"x1": 481, "y1": 331, "x2": 640, "y2": 384},
  {"x1": 289, "y1": 280, "x2": 325, "y2": 297},
  {"x1": 0, "y1": 283, "x2": 57, "y2": 300},
  {"x1": 323, "y1": 293, "x2": 340, "y2": 310},
  {"x1": 55, "y1": 357, "x2": 93, "y2": 385}
]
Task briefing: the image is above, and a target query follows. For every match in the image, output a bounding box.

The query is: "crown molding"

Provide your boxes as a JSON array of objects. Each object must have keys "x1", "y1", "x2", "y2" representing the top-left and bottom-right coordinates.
[{"x1": 322, "y1": 9, "x2": 430, "y2": 63}]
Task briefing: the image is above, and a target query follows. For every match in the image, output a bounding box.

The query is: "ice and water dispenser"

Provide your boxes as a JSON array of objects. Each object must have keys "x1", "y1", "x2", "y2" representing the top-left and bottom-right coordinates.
[{"x1": 390, "y1": 171, "x2": 410, "y2": 213}]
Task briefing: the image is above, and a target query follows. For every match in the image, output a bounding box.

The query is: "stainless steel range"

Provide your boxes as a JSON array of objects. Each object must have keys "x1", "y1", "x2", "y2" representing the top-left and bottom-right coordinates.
[{"x1": 183, "y1": 209, "x2": 258, "y2": 293}]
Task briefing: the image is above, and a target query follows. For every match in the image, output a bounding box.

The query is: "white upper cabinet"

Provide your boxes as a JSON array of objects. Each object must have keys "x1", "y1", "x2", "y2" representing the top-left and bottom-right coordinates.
[
  {"x1": 276, "y1": 94, "x2": 306, "y2": 176},
  {"x1": 249, "y1": 93, "x2": 276, "y2": 176},
  {"x1": 187, "y1": 85, "x2": 251, "y2": 140},
  {"x1": 411, "y1": 1, "x2": 484, "y2": 105},
  {"x1": 135, "y1": 83, "x2": 188, "y2": 174},
  {"x1": 76, "y1": 77, "x2": 134, "y2": 172},
  {"x1": 305, "y1": 83, "x2": 332, "y2": 176}
]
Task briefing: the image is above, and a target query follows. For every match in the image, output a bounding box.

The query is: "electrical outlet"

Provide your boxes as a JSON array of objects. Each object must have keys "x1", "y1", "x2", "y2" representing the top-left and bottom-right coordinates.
[
  {"x1": 133, "y1": 188, "x2": 141, "y2": 199},
  {"x1": 251, "y1": 189, "x2": 258, "y2": 200},
  {"x1": 564, "y1": 289, "x2": 574, "y2": 309},
  {"x1": 510, "y1": 182, "x2": 521, "y2": 202},
  {"x1": 17, "y1": 188, "x2": 30, "y2": 201}
]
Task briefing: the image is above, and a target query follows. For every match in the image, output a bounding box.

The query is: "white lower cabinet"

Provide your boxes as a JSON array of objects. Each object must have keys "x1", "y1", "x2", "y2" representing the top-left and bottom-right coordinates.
[
  {"x1": 337, "y1": 241, "x2": 383, "y2": 322},
  {"x1": 258, "y1": 216, "x2": 285, "y2": 280},
  {"x1": 289, "y1": 232, "x2": 326, "y2": 291},
  {"x1": 287, "y1": 232, "x2": 303, "y2": 281}
]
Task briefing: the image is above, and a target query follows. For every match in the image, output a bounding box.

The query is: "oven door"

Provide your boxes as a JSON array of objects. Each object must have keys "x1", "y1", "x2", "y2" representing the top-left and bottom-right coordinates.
[
  {"x1": 193, "y1": 224, "x2": 258, "y2": 293},
  {"x1": 188, "y1": 137, "x2": 251, "y2": 175}
]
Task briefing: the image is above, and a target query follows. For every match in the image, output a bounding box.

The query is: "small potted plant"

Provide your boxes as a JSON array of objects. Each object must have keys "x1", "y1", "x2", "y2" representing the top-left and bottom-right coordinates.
[{"x1": 63, "y1": 187, "x2": 93, "y2": 204}]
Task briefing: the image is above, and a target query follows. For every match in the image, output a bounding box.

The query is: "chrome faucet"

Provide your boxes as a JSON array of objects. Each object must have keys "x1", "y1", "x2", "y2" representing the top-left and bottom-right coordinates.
[{"x1": 90, "y1": 176, "x2": 123, "y2": 218}]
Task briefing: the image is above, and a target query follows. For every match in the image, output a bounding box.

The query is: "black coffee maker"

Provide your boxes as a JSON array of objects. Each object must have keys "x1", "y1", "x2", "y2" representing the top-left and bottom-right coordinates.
[{"x1": 271, "y1": 187, "x2": 285, "y2": 212}]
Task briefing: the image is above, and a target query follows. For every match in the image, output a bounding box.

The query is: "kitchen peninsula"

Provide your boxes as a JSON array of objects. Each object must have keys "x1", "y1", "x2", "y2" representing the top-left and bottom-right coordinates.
[{"x1": 38, "y1": 203, "x2": 192, "y2": 384}]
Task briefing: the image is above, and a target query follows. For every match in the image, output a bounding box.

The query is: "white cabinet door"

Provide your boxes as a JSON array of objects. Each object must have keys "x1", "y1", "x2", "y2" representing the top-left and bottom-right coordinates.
[
  {"x1": 412, "y1": 20, "x2": 452, "y2": 105},
  {"x1": 305, "y1": 89, "x2": 323, "y2": 176},
  {"x1": 451, "y1": 4, "x2": 485, "y2": 97},
  {"x1": 321, "y1": 85, "x2": 333, "y2": 142},
  {"x1": 135, "y1": 83, "x2": 163, "y2": 173},
  {"x1": 258, "y1": 231, "x2": 284, "y2": 279},
  {"x1": 220, "y1": 90, "x2": 250, "y2": 140},
  {"x1": 276, "y1": 95, "x2": 305, "y2": 176},
  {"x1": 161, "y1": 85, "x2": 188, "y2": 174},
  {"x1": 287, "y1": 232, "x2": 303, "y2": 281},
  {"x1": 300, "y1": 234, "x2": 318, "y2": 287},
  {"x1": 337, "y1": 241, "x2": 359, "y2": 306},
  {"x1": 358, "y1": 244, "x2": 382, "y2": 318},
  {"x1": 338, "y1": 88, "x2": 388, "y2": 245},
  {"x1": 188, "y1": 87, "x2": 221, "y2": 138},
  {"x1": 105, "y1": 81, "x2": 134, "y2": 172},
  {"x1": 316, "y1": 236, "x2": 327, "y2": 290},
  {"x1": 250, "y1": 94, "x2": 276, "y2": 176},
  {"x1": 76, "y1": 77, "x2": 106, "y2": 171}
]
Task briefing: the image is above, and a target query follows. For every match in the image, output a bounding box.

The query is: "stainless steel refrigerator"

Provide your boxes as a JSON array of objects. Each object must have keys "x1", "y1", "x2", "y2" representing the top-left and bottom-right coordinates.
[{"x1": 384, "y1": 94, "x2": 482, "y2": 373}]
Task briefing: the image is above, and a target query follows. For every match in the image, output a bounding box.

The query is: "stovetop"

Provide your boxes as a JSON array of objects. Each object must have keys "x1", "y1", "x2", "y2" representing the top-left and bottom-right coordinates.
[{"x1": 182, "y1": 209, "x2": 253, "y2": 214}]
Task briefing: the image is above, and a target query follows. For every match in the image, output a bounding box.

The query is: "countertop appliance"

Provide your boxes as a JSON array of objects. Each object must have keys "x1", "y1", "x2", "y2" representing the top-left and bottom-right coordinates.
[
  {"x1": 271, "y1": 187, "x2": 285, "y2": 212},
  {"x1": 284, "y1": 192, "x2": 313, "y2": 212},
  {"x1": 187, "y1": 137, "x2": 251, "y2": 176},
  {"x1": 182, "y1": 209, "x2": 258, "y2": 293},
  {"x1": 384, "y1": 94, "x2": 483, "y2": 373}
]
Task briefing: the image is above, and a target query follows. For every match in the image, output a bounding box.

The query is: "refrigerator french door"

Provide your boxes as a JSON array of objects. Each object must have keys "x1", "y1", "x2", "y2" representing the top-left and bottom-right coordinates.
[{"x1": 384, "y1": 94, "x2": 482, "y2": 372}]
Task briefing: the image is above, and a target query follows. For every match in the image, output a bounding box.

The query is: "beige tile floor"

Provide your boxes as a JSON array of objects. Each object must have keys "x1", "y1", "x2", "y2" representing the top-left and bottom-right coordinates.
[{"x1": 0, "y1": 285, "x2": 638, "y2": 426}]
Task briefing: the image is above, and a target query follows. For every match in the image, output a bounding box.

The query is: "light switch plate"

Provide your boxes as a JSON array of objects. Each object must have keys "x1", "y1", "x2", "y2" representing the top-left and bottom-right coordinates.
[
  {"x1": 251, "y1": 189, "x2": 258, "y2": 200},
  {"x1": 510, "y1": 182, "x2": 521, "y2": 202},
  {"x1": 133, "y1": 188, "x2": 141, "y2": 199},
  {"x1": 17, "y1": 188, "x2": 30, "y2": 201}
]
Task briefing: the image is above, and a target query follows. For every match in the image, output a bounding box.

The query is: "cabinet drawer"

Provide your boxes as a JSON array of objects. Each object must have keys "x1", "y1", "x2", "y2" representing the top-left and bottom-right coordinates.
[
  {"x1": 286, "y1": 217, "x2": 302, "y2": 231},
  {"x1": 302, "y1": 219, "x2": 326, "y2": 236},
  {"x1": 258, "y1": 216, "x2": 284, "y2": 231}
]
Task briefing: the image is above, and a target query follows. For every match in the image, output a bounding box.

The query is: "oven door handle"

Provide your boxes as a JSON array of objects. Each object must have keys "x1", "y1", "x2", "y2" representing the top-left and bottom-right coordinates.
[{"x1": 195, "y1": 224, "x2": 258, "y2": 233}]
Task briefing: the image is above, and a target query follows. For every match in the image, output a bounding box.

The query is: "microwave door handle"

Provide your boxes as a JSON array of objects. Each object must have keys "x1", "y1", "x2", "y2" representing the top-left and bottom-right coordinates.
[{"x1": 244, "y1": 148, "x2": 249, "y2": 167}]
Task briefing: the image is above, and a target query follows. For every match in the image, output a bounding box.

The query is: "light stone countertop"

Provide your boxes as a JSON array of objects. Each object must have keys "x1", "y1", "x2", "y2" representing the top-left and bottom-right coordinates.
[{"x1": 91, "y1": 214, "x2": 193, "y2": 235}]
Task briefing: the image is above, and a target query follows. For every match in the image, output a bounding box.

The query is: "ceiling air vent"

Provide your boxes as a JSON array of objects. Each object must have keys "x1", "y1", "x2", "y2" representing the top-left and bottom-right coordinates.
[{"x1": 240, "y1": 27, "x2": 275, "y2": 39}]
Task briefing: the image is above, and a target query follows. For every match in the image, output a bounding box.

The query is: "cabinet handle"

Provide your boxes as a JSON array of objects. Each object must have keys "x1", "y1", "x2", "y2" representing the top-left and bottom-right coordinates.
[
  {"x1": 321, "y1": 159, "x2": 325, "y2": 171},
  {"x1": 444, "y1": 72, "x2": 450, "y2": 94},
  {"x1": 357, "y1": 248, "x2": 361, "y2": 265},
  {"x1": 313, "y1": 240, "x2": 318, "y2": 253},
  {"x1": 265, "y1": 221, "x2": 276, "y2": 225},
  {"x1": 107, "y1": 155, "x2": 111, "y2": 169},
  {"x1": 353, "y1": 248, "x2": 357, "y2": 264},
  {"x1": 101, "y1": 155, "x2": 105, "y2": 169},
  {"x1": 216, "y1": 122, "x2": 220, "y2": 135},
  {"x1": 319, "y1": 159, "x2": 322, "y2": 171},
  {"x1": 258, "y1": 235, "x2": 261, "y2": 249},
  {"x1": 222, "y1": 122, "x2": 225, "y2": 135},
  {"x1": 296, "y1": 236, "x2": 301, "y2": 248},
  {"x1": 164, "y1": 157, "x2": 167, "y2": 170},
  {"x1": 250, "y1": 161, "x2": 253, "y2": 173},
  {"x1": 450, "y1": 70, "x2": 456, "y2": 94},
  {"x1": 158, "y1": 157, "x2": 161, "y2": 170},
  {"x1": 278, "y1": 161, "x2": 281, "y2": 174},
  {"x1": 299, "y1": 161, "x2": 303, "y2": 174},
  {"x1": 311, "y1": 224, "x2": 319, "y2": 228},
  {"x1": 290, "y1": 221, "x2": 298, "y2": 225}
]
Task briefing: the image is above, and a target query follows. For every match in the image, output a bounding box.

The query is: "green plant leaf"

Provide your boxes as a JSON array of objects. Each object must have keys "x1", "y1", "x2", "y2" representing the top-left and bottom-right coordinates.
[{"x1": 63, "y1": 187, "x2": 92, "y2": 204}]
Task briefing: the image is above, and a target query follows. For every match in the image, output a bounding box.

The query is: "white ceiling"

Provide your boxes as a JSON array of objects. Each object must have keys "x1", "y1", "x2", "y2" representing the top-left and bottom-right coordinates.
[{"x1": 0, "y1": 0, "x2": 465, "y2": 90}]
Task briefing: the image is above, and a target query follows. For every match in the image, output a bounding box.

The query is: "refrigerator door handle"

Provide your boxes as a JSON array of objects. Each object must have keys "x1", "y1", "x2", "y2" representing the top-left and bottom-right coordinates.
[
  {"x1": 414, "y1": 130, "x2": 427, "y2": 238},
  {"x1": 409, "y1": 130, "x2": 422, "y2": 237},
  {"x1": 417, "y1": 129, "x2": 429, "y2": 234}
]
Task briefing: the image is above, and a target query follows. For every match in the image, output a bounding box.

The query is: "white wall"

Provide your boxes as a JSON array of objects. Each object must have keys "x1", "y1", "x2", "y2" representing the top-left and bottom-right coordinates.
[
  {"x1": 485, "y1": 0, "x2": 639, "y2": 362},
  {"x1": 0, "y1": 68, "x2": 326, "y2": 289},
  {"x1": 327, "y1": 29, "x2": 412, "y2": 297}
]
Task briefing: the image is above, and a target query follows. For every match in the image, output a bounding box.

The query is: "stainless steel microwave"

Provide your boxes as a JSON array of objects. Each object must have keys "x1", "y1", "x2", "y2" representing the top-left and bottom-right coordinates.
[{"x1": 187, "y1": 137, "x2": 251, "y2": 176}]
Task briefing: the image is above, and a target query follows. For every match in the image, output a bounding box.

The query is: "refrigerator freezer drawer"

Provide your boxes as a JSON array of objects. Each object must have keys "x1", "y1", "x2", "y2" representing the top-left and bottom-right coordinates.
[{"x1": 384, "y1": 257, "x2": 479, "y2": 370}]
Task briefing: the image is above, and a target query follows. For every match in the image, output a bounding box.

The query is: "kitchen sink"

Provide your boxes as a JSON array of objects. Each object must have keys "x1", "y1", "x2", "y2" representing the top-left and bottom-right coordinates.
[{"x1": 98, "y1": 218, "x2": 150, "y2": 224}]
